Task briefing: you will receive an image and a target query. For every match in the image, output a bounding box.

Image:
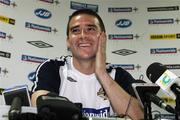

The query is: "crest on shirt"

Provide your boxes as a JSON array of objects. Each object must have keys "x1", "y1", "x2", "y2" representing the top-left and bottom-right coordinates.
[
  {"x1": 67, "y1": 76, "x2": 77, "y2": 82},
  {"x1": 97, "y1": 87, "x2": 108, "y2": 100}
]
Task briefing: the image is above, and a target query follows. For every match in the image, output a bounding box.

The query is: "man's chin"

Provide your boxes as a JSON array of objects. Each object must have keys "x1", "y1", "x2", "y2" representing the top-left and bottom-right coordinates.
[{"x1": 75, "y1": 55, "x2": 96, "y2": 61}]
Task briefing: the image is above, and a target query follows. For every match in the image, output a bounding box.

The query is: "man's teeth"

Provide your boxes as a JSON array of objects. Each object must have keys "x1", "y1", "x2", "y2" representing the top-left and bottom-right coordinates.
[{"x1": 79, "y1": 43, "x2": 91, "y2": 47}]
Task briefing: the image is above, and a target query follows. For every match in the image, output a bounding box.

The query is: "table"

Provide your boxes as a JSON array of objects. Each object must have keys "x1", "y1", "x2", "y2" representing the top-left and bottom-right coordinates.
[{"x1": 0, "y1": 105, "x2": 130, "y2": 120}]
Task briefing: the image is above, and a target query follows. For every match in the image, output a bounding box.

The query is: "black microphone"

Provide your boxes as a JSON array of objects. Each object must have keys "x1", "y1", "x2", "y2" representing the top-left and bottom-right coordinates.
[
  {"x1": 132, "y1": 80, "x2": 175, "y2": 113},
  {"x1": 145, "y1": 92, "x2": 175, "y2": 113},
  {"x1": 8, "y1": 97, "x2": 22, "y2": 120},
  {"x1": 146, "y1": 62, "x2": 180, "y2": 99},
  {"x1": 2, "y1": 85, "x2": 31, "y2": 120},
  {"x1": 36, "y1": 92, "x2": 83, "y2": 120}
]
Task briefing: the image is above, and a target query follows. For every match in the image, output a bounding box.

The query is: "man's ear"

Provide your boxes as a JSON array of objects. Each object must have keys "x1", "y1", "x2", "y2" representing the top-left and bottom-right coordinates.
[{"x1": 66, "y1": 37, "x2": 70, "y2": 51}]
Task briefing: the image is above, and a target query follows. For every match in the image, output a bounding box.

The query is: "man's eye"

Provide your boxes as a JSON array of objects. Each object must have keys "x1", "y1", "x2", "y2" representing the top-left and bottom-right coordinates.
[
  {"x1": 71, "y1": 28, "x2": 80, "y2": 33},
  {"x1": 87, "y1": 27, "x2": 96, "y2": 32}
]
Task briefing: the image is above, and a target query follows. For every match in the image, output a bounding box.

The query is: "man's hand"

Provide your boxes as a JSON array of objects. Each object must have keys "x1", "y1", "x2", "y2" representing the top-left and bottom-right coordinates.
[{"x1": 95, "y1": 32, "x2": 107, "y2": 77}]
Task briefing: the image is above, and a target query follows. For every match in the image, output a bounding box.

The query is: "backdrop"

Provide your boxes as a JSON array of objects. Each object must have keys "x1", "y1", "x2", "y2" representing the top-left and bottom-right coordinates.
[{"x1": 0, "y1": 0, "x2": 180, "y2": 115}]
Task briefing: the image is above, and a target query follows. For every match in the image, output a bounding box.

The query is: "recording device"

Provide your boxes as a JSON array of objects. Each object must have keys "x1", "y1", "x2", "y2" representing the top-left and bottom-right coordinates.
[
  {"x1": 146, "y1": 62, "x2": 180, "y2": 119},
  {"x1": 2, "y1": 85, "x2": 31, "y2": 120},
  {"x1": 36, "y1": 92, "x2": 83, "y2": 120},
  {"x1": 146, "y1": 62, "x2": 180, "y2": 99},
  {"x1": 132, "y1": 81, "x2": 175, "y2": 113}
]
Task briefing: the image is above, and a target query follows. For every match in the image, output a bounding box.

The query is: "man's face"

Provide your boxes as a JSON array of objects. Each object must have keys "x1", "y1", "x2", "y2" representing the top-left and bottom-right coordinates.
[{"x1": 67, "y1": 14, "x2": 101, "y2": 60}]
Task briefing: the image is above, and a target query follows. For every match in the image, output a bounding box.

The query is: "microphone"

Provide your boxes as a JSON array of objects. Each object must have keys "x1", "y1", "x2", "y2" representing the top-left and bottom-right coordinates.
[
  {"x1": 36, "y1": 92, "x2": 83, "y2": 120},
  {"x1": 8, "y1": 97, "x2": 22, "y2": 120},
  {"x1": 2, "y1": 85, "x2": 31, "y2": 120},
  {"x1": 146, "y1": 62, "x2": 180, "y2": 99},
  {"x1": 132, "y1": 80, "x2": 175, "y2": 113}
]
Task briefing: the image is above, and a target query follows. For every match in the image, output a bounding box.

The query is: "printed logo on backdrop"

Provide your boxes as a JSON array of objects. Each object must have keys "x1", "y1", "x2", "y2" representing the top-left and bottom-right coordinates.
[
  {"x1": 0, "y1": 15, "x2": 15, "y2": 25},
  {"x1": 38, "y1": 0, "x2": 60, "y2": 5},
  {"x1": 112, "y1": 49, "x2": 137, "y2": 56},
  {"x1": 115, "y1": 19, "x2": 132, "y2": 28},
  {"x1": 150, "y1": 33, "x2": 180, "y2": 40},
  {"x1": 108, "y1": 34, "x2": 134, "y2": 40},
  {"x1": 0, "y1": 67, "x2": 9, "y2": 76},
  {"x1": 135, "y1": 64, "x2": 142, "y2": 70},
  {"x1": 0, "y1": 31, "x2": 6, "y2": 39},
  {"x1": 111, "y1": 64, "x2": 135, "y2": 70},
  {"x1": 147, "y1": 6, "x2": 179, "y2": 12},
  {"x1": 0, "y1": 51, "x2": 11, "y2": 58},
  {"x1": 28, "y1": 71, "x2": 36, "y2": 82},
  {"x1": 21, "y1": 54, "x2": 48, "y2": 63},
  {"x1": 0, "y1": 0, "x2": 17, "y2": 7},
  {"x1": 150, "y1": 48, "x2": 177, "y2": 54},
  {"x1": 164, "y1": 64, "x2": 180, "y2": 69},
  {"x1": 25, "y1": 22, "x2": 57, "y2": 33},
  {"x1": 175, "y1": 18, "x2": 180, "y2": 24},
  {"x1": 27, "y1": 41, "x2": 53, "y2": 48},
  {"x1": 70, "y1": 1, "x2": 98, "y2": 12},
  {"x1": 34, "y1": 8, "x2": 52, "y2": 19},
  {"x1": 0, "y1": 0, "x2": 10, "y2": 5},
  {"x1": 0, "y1": 31, "x2": 13, "y2": 40},
  {"x1": 108, "y1": 7, "x2": 138, "y2": 12},
  {"x1": 39, "y1": 0, "x2": 53, "y2": 3},
  {"x1": 148, "y1": 18, "x2": 174, "y2": 24}
]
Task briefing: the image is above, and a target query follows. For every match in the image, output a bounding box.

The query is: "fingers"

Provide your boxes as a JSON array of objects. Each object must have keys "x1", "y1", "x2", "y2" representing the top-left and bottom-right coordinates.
[{"x1": 98, "y1": 32, "x2": 106, "y2": 52}]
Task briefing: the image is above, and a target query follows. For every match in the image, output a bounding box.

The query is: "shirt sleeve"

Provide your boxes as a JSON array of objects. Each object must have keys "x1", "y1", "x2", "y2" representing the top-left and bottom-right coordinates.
[
  {"x1": 114, "y1": 67, "x2": 136, "y2": 97},
  {"x1": 31, "y1": 59, "x2": 61, "y2": 94}
]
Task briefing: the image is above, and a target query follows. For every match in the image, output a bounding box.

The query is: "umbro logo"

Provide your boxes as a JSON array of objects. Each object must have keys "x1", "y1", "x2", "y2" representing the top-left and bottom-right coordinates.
[
  {"x1": 27, "y1": 40, "x2": 53, "y2": 48},
  {"x1": 112, "y1": 49, "x2": 137, "y2": 56},
  {"x1": 67, "y1": 76, "x2": 77, "y2": 82}
]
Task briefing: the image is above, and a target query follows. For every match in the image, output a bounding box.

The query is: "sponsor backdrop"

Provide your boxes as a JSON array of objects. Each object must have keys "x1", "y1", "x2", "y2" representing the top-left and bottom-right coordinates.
[{"x1": 0, "y1": 0, "x2": 180, "y2": 115}]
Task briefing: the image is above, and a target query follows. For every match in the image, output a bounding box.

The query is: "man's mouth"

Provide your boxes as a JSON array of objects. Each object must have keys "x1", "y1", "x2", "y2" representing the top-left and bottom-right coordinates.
[{"x1": 79, "y1": 43, "x2": 91, "y2": 47}]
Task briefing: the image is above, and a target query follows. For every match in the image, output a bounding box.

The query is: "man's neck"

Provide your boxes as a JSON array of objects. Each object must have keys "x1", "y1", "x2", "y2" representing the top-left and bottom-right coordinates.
[{"x1": 72, "y1": 57, "x2": 95, "y2": 75}]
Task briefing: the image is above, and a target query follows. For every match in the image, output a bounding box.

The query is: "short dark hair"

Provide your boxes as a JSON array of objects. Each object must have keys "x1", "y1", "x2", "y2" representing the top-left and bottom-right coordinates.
[{"x1": 66, "y1": 9, "x2": 106, "y2": 36}]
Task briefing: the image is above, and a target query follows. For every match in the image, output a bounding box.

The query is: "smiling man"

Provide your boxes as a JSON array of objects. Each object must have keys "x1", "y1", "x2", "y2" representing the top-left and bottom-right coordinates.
[{"x1": 31, "y1": 9, "x2": 144, "y2": 120}]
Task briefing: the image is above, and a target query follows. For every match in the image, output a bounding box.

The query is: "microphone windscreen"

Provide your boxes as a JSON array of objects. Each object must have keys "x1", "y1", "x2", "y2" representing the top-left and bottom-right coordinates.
[
  {"x1": 36, "y1": 94, "x2": 82, "y2": 120},
  {"x1": 129, "y1": 80, "x2": 146, "y2": 97},
  {"x1": 146, "y1": 62, "x2": 167, "y2": 83}
]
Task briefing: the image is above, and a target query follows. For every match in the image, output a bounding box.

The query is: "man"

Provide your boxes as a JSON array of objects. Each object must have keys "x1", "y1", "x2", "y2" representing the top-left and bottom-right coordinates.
[{"x1": 31, "y1": 9, "x2": 144, "y2": 119}]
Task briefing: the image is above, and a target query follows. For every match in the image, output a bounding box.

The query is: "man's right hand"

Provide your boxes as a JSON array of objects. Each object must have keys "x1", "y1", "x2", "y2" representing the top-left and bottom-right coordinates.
[{"x1": 31, "y1": 90, "x2": 50, "y2": 107}]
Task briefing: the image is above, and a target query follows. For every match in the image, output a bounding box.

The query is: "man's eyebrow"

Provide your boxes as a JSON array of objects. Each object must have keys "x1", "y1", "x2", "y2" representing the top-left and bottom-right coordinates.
[
  {"x1": 87, "y1": 24, "x2": 98, "y2": 28},
  {"x1": 69, "y1": 24, "x2": 98, "y2": 32},
  {"x1": 70, "y1": 25, "x2": 79, "y2": 31}
]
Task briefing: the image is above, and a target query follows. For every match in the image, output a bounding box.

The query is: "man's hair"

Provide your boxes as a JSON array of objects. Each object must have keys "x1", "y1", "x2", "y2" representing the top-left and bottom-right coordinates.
[{"x1": 66, "y1": 9, "x2": 106, "y2": 36}]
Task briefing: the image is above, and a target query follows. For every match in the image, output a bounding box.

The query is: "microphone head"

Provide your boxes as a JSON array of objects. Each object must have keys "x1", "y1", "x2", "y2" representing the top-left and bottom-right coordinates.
[
  {"x1": 37, "y1": 94, "x2": 82, "y2": 120},
  {"x1": 146, "y1": 62, "x2": 167, "y2": 83}
]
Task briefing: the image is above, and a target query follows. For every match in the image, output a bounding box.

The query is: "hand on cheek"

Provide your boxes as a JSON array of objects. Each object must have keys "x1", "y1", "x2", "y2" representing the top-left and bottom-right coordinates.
[{"x1": 95, "y1": 32, "x2": 107, "y2": 76}]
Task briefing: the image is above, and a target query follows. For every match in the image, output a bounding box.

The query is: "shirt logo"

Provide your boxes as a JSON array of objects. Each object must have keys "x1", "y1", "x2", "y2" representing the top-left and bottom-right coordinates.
[
  {"x1": 97, "y1": 87, "x2": 107, "y2": 100},
  {"x1": 67, "y1": 76, "x2": 77, "y2": 82},
  {"x1": 83, "y1": 107, "x2": 110, "y2": 117}
]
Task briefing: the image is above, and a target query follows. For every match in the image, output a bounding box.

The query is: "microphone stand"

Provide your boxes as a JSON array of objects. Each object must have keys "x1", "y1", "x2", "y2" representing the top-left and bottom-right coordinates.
[
  {"x1": 171, "y1": 84, "x2": 180, "y2": 120},
  {"x1": 144, "y1": 95, "x2": 152, "y2": 120}
]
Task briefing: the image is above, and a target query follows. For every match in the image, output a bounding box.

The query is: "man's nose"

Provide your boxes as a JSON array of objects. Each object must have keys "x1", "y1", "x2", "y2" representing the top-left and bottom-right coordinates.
[{"x1": 80, "y1": 29, "x2": 87, "y2": 38}]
